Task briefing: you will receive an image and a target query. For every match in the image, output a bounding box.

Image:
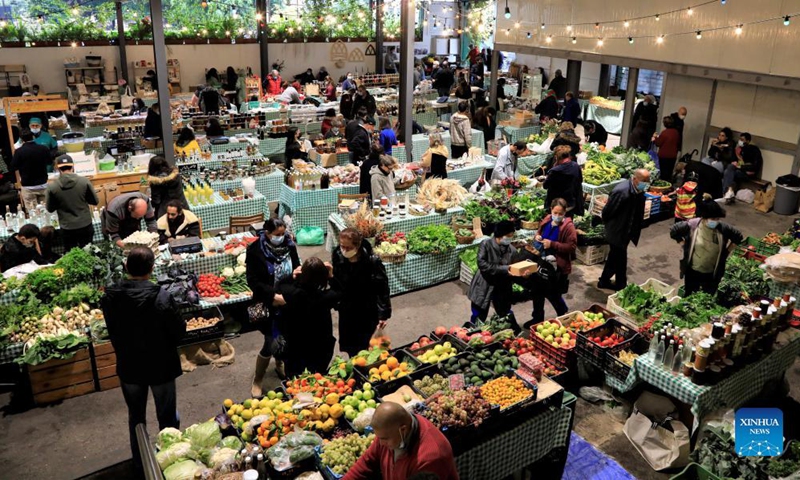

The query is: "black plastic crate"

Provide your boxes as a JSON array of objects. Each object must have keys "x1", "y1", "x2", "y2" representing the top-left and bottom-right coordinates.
[
  {"x1": 181, "y1": 306, "x2": 225, "y2": 345},
  {"x1": 391, "y1": 334, "x2": 439, "y2": 355},
  {"x1": 372, "y1": 363, "x2": 442, "y2": 400},
  {"x1": 407, "y1": 334, "x2": 470, "y2": 366},
  {"x1": 439, "y1": 345, "x2": 519, "y2": 386},
  {"x1": 354, "y1": 350, "x2": 422, "y2": 385},
  {"x1": 576, "y1": 319, "x2": 638, "y2": 371},
  {"x1": 605, "y1": 336, "x2": 649, "y2": 382}
]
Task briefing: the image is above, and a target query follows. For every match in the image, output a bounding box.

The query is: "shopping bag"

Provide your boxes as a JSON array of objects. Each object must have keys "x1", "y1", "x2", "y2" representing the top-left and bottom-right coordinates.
[
  {"x1": 295, "y1": 226, "x2": 324, "y2": 246},
  {"x1": 623, "y1": 391, "x2": 690, "y2": 471},
  {"x1": 754, "y1": 187, "x2": 776, "y2": 213},
  {"x1": 648, "y1": 143, "x2": 660, "y2": 170},
  {"x1": 120, "y1": 86, "x2": 134, "y2": 109}
]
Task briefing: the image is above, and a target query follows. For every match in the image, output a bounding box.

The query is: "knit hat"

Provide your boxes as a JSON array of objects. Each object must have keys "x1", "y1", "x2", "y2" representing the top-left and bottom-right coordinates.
[{"x1": 494, "y1": 220, "x2": 516, "y2": 238}]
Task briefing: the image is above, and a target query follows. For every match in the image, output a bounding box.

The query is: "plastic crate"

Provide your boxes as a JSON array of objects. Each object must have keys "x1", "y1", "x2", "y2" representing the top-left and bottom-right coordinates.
[
  {"x1": 407, "y1": 334, "x2": 469, "y2": 365},
  {"x1": 640, "y1": 278, "x2": 677, "y2": 298},
  {"x1": 556, "y1": 305, "x2": 616, "y2": 333},
  {"x1": 742, "y1": 236, "x2": 780, "y2": 256},
  {"x1": 181, "y1": 306, "x2": 225, "y2": 344},
  {"x1": 354, "y1": 350, "x2": 422, "y2": 385},
  {"x1": 645, "y1": 193, "x2": 661, "y2": 216},
  {"x1": 460, "y1": 262, "x2": 475, "y2": 285},
  {"x1": 575, "y1": 244, "x2": 609, "y2": 265},
  {"x1": 605, "y1": 336, "x2": 649, "y2": 382},
  {"x1": 528, "y1": 320, "x2": 577, "y2": 366},
  {"x1": 575, "y1": 319, "x2": 639, "y2": 371},
  {"x1": 392, "y1": 335, "x2": 438, "y2": 355},
  {"x1": 668, "y1": 462, "x2": 722, "y2": 480}
]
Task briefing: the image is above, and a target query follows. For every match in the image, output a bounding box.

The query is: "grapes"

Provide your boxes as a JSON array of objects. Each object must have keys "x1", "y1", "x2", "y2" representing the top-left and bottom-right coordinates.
[
  {"x1": 320, "y1": 433, "x2": 375, "y2": 475},
  {"x1": 421, "y1": 387, "x2": 492, "y2": 429},
  {"x1": 413, "y1": 374, "x2": 451, "y2": 397}
]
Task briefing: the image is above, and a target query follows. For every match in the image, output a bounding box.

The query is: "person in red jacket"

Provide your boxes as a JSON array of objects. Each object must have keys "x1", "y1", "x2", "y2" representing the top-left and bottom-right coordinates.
[
  {"x1": 265, "y1": 69, "x2": 283, "y2": 96},
  {"x1": 344, "y1": 402, "x2": 459, "y2": 480},
  {"x1": 653, "y1": 116, "x2": 681, "y2": 182}
]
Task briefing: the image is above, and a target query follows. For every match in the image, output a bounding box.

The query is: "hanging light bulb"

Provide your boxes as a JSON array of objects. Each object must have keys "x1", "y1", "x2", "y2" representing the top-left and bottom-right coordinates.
[
  {"x1": 566, "y1": 25, "x2": 572, "y2": 32},
  {"x1": 201, "y1": 1, "x2": 207, "y2": 8},
  {"x1": 0, "y1": 19, "x2": 6, "y2": 27},
  {"x1": 255, "y1": 13, "x2": 263, "y2": 21},
  {"x1": 784, "y1": 16, "x2": 791, "y2": 26},
  {"x1": 597, "y1": 38, "x2": 604, "y2": 46},
  {"x1": 504, "y1": 28, "x2": 510, "y2": 35},
  {"x1": 541, "y1": 22, "x2": 545, "y2": 29},
  {"x1": 628, "y1": 36, "x2": 633, "y2": 44},
  {"x1": 696, "y1": 30, "x2": 702, "y2": 39},
  {"x1": 514, "y1": 22, "x2": 520, "y2": 29},
  {"x1": 545, "y1": 35, "x2": 552, "y2": 43},
  {"x1": 504, "y1": 6, "x2": 511, "y2": 19},
  {"x1": 687, "y1": 7, "x2": 693, "y2": 15},
  {"x1": 656, "y1": 35, "x2": 664, "y2": 44},
  {"x1": 655, "y1": 14, "x2": 660, "y2": 21},
  {"x1": 735, "y1": 24, "x2": 743, "y2": 35},
  {"x1": 231, "y1": 6, "x2": 237, "y2": 18},
  {"x1": 594, "y1": 22, "x2": 599, "y2": 28},
  {"x1": 526, "y1": 31, "x2": 531, "y2": 39},
  {"x1": 71, "y1": 7, "x2": 78, "y2": 15},
  {"x1": 571, "y1": 37, "x2": 577, "y2": 44},
  {"x1": 71, "y1": 41, "x2": 77, "y2": 47},
  {"x1": 721, "y1": 0, "x2": 726, "y2": 4},
  {"x1": 623, "y1": 20, "x2": 630, "y2": 28}
]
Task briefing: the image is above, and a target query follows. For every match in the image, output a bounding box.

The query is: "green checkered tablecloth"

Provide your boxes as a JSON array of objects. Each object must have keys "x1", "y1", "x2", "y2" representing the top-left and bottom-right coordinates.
[
  {"x1": 325, "y1": 207, "x2": 463, "y2": 251},
  {"x1": 607, "y1": 330, "x2": 800, "y2": 431},
  {"x1": 385, "y1": 242, "x2": 478, "y2": 295},
  {"x1": 259, "y1": 138, "x2": 287, "y2": 157},
  {"x1": 501, "y1": 125, "x2": 541, "y2": 144},
  {"x1": 192, "y1": 193, "x2": 267, "y2": 231},
  {"x1": 484, "y1": 154, "x2": 549, "y2": 176},
  {"x1": 278, "y1": 184, "x2": 360, "y2": 231},
  {"x1": 0, "y1": 342, "x2": 23, "y2": 364},
  {"x1": 177, "y1": 154, "x2": 272, "y2": 171},
  {"x1": 447, "y1": 162, "x2": 492, "y2": 187},
  {"x1": 413, "y1": 111, "x2": 438, "y2": 126},
  {"x1": 210, "y1": 140, "x2": 260, "y2": 155},
  {"x1": 408, "y1": 130, "x2": 485, "y2": 163},
  {"x1": 585, "y1": 104, "x2": 624, "y2": 135},
  {"x1": 209, "y1": 171, "x2": 284, "y2": 203},
  {"x1": 455, "y1": 405, "x2": 573, "y2": 479},
  {"x1": 154, "y1": 249, "x2": 237, "y2": 278},
  {"x1": 224, "y1": 128, "x2": 259, "y2": 136},
  {"x1": 583, "y1": 179, "x2": 626, "y2": 213}
]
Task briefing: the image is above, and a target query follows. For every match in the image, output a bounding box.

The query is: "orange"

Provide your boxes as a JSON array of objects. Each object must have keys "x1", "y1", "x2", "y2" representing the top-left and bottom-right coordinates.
[
  {"x1": 399, "y1": 362, "x2": 409, "y2": 372},
  {"x1": 386, "y1": 357, "x2": 399, "y2": 369},
  {"x1": 381, "y1": 370, "x2": 392, "y2": 381},
  {"x1": 380, "y1": 351, "x2": 389, "y2": 360},
  {"x1": 270, "y1": 436, "x2": 279, "y2": 445},
  {"x1": 355, "y1": 357, "x2": 367, "y2": 367},
  {"x1": 378, "y1": 364, "x2": 389, "y2": 374}
]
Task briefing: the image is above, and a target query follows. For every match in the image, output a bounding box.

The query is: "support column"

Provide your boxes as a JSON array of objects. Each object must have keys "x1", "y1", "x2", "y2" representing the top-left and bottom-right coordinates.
[
  {"x1": 620, "y1": 67, "x2": 639, "y2": 147},
  {"x1": 488, "y1": 49, "x2": 499, "y2": 109},
  {"x1": 598, "y1": 63, "x2": 610, "y2": 97},
  {"x1": 257, "y1": 0, "x2": 269, "y2": 79},
  {"x1": 148, "y1": 0, "x2": 174, "y2": 165},
  {"x1": 376, "y1": 0, "x2": 384, "y2": 74},
  {"x1": 700, "y1": 80, "x2": 718, "y2": 158},
  {"x1": 398, "y1": 0, "x2": 415, "y2": 158},
  {"x1": 566, "y1": 59, "x2": 581, "y2": 96},
  {"x1": 115, "y1": 1, "x2": 129, "y2": 84}
]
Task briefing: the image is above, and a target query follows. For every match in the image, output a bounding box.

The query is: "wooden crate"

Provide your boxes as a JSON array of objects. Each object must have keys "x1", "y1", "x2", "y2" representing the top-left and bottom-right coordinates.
[
  {"x1": 28, "y1": 348, "x2": 96, "y2": 405},
  {"x1": 93, "y1": 342, "x2": 120, "y2": 391}
]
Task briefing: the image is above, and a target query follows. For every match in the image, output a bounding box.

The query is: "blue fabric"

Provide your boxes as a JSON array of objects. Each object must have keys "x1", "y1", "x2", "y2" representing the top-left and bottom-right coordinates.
[
  {"x1": 562, "y1": 432, "x2": 637, "y2": 480},
  {"x1": 379, "y1": 128, "x2": 397, "y2": 156}
]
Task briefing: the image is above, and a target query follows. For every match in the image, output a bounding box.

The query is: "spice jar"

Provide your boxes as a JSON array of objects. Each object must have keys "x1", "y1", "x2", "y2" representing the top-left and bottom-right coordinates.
[{"x1": 694, "y1": 340, "x2": 710, "y2": 370}]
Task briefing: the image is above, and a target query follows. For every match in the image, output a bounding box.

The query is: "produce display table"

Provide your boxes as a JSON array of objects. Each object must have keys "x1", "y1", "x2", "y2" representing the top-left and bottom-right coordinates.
[
  {"x1": 209, "y1": 171, "x2": 284, "y2": 203},
  {"x1": 325, "y1": 207, "x2": 463, "y2": 251},
  {"x1": 413, "y1": 111, "x2": 438, "y2": 126},
  {"x1": 0, "y1": 220, "x2": 105, "y2": 255},
  {"x1": 584, "y1": 104, "x2": 625, "y2": 135},
  {"x1": 385, "y1": 242, "x2": 478, "y2": 296},
  {"x1": 446, "y1": 161, "x2": 493, "y2": 187},
  {"x1": 484, "y1": 154, "x2": 549, "y2": 176},
  {"x1": 191, "y1": 193, "x2": 267, "y2": 231},
  {"x1": 407, "y1": 130, "x2": 485, "y2": 163},
  {"x1": 583, "y1": 179, "x2": 626, "y2": 213},
  {"x1": 0, "y1": 343, "x2": 23, "y2": 364},
  {"x1": 455, "y1": 403, "x2": 573, "y2": 479},
  {"x1": 278, "y1": 184, "x2": 360, "y2": 232},
  {"x1": 501, "y1": 125, "x2": 540, "y2": 144},
  {"x1": 606, "y1": 329, "x2": 800, "y2": 430}
]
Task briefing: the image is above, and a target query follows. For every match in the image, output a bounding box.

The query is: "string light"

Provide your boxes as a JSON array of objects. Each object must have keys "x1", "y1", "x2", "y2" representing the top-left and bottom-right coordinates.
[
  {"x1": 594, "y1": 22, "x2": 599, "y2": 28},
  {"x1": 201, "y1": 1, "x2": 207, "y2": 8},
  {"x1": 735, "y1": 24, "x2": 742, "y2": 35},
  {"x1": 655, "y1": 14, "x2": 660, "y2": 21},
  {"x1": 623, "y1": 20, "x2": 629, "y2": 28},
  {"x1": 571, "y1": 37, "x2": 577, "y2": 44},
  {"x1": 255, "y1": 12, "x2": 262, "y2": 21},
  {"x1": 597, "y1": 38, "x2": 604, "y2": 46},
  {"x1": 71, "y1": 7, "x2": 78, "y2": 15},
  {"x1": 656, "y1": 34, "x2": 664, "y2": 43},
  {"x1": 526, "y1": 31, "x2": 531, "y2": 38},
  {"x1": 0, "y1": 20, "x2": 6, "y2": 28},
  {"x1": 514, "y1": 22, "x2": 520, "y2": 29},
  {"x1": 696, "y1": 30, "x2": 702, "y2": 39},
  {"x1": 687, "y1": 7, "x2": 693, "y2": 15},
  {"x1": 541, "y1": 22, "x2": 545, "y2": 29},
  {"x1": 784, "y1": 15, "x2": 791, "y2": 26},
  {"x1": 71, "y1": 41, "x2": 77, "y2": 47},
  {"x1": 545, "y1": 35, "x2": 552, "y2": 43},
  {"x1": 566, "y1": 25, "x2": 572, "y2": 31},
  {"x1": 721, "y1": 0, "x2": 726, "y2": 4},
  {"x1": 504, "y1": 0, "x2": 511, "y2": 19},
  {"x1": 628, "y1": 36, "x2": 633, "y2": 44}
]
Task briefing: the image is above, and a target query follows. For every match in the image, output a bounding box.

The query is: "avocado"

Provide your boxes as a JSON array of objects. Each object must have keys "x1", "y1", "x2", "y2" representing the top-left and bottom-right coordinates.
[
  {"x1": 471, "y1": 365, "x2": 481, "y2": 376},
  {"x1": 448, "y1": 357, "x2": 458, "y2": 365},
  {"x1": 470, "y1": 375, "x2": 481, "y2": 384},
  {"x1": 459, "y1": 358, "x2": 470, "y2": 367},
  {"x1": 481, "y1": 369, "x2": 493, "y2": 379},
  {"x1": 473, "y1": 380, "x2": 484, "y2": 387},
  {"x1": 510, "y1": 358, "x2": 519, "y2": 369},
  {"x1": 475, "y1": 353, "x2": 486, "y2": 360},
  {"x1": 494, "y1": 364, "x2": 506, "y2": 375}
]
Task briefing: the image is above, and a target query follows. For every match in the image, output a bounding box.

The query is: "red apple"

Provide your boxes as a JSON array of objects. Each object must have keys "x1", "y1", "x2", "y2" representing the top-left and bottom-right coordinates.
[{"x1": 434, "y1": 326, "x2": 447, "y2": 337}]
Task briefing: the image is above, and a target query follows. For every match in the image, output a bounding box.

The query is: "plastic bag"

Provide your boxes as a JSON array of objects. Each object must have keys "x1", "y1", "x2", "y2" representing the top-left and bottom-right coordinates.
[
  {"x1": 764, "y1": 253, "x2": 800, "y2": 283},
  {"x1": 242, "y1": 177, "x2": 256, "y2": 197},
  {"x1": 531, "y1": 136, "x2": 554, "y2": 154},
  {"x1": 163, "y1": 459, "x2": 204, "y2": 480},
  {"x1": 183, "y1": 420, "x2": 222, "y2": 449},
  {"x1": 469, "y1": 178, "x2": 490, "y2": 194},
  {"x1": 284, "y1": 430, "x2": 323, "y2": 448},
  {"x1": 736, "y1": 188, "x2": 755, "y2": 204},
  {"x1": 296, "y1": 226, "x2": 324, "y2": 246},
  {"x1": 579, "y1": 386, "x2": 616, "y2": 403},
  {"x1": 157, "y1": 427, "x2": 183, "y2": 450}
]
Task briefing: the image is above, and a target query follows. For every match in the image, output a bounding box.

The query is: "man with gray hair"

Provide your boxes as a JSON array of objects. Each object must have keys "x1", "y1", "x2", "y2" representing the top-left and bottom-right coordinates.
[
  {"x1": 598, "y1": 168, "x2": 650, "y2": 291},
  {"x1": 102, "y1": 192, "x2": 158, "y2": 247}
]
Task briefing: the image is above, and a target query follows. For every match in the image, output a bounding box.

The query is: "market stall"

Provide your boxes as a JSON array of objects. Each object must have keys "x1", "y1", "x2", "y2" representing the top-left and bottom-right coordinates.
[
  {"x1": 584, "y1": 98, "x2": 625, "y2": 135},
  {"x1": 484, "y1": 153, "x2": 549, "y2": 177}
]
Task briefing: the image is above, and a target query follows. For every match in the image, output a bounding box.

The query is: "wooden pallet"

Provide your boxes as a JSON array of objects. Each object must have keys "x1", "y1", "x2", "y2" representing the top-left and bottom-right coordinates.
[
  {"x1": 93, "y1": 342, "x2": 120, "y2": 391},
  {"x1": 28, "y1": 348, "x2": 96, "y2": 405}
]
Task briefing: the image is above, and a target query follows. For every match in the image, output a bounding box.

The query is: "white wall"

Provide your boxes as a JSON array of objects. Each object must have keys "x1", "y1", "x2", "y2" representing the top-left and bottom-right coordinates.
[
  {"x1": 661, "y1": 74, "x2": 715, "y2": 158},
  {"x1": 512, "y1": 53, "x2": 600, "y2": 93}
]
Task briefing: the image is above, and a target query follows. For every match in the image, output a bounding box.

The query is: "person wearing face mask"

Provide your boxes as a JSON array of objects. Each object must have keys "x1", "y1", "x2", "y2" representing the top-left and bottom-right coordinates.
[
  {"x1": 0, "y1": 224, "x2": 47, "y2": 272},
  {"x1": 526, "y1": 198, "x2": 576, "y2": 327},
  {"x1": 731, "y1": 132, "x2": 763, "y2": 183},
  {"x1": 156, "y1": 201, "x2": 200, "y2": 245},
  {"x1": 276, "y1": 257, "x2": 340, "y2": 377},
  {"x1": 245, "y1": 218, "x2": 300, "y2": 395},
  {"x1": 27, "y1": 117, "x2": 58, "y2": 158},
  {"x1": 321, "y1": 108, "x2": 337, "y2": 136},
  {"x1": 670, "y1": 194, "x2": 742, "y2": 295},
  {"x1": 468, "y1": 220, "x2": 530, "y2": 328},
  {"x1": 332, "y1": 228, "x2": 391, "y2": 357},
  {"x1": 325, "y1": 119, "x2": 345, "y2": 140},
  {"x1": 352, "y1": 85, "x2": 377, "y2": 121},
  {"x1": 343, "y1": 401, "x2": 458, "y2": 480},
  {"x1": 10, "y1": 129, "x2": 52, "y2": 212},
  {"x1": 265, "y1": 69, "x2": 283, "y2": 96},
  {"x1": 544, "y1": 146, "x2": 584, "y2": 217},
  {"x1": 370, "y1": 155, "x2": 399, "y2": 201},
  {"x1": 598, "y1": 169, "x2": 650, "y2": 291},
  {"x1": 342, "y1": 72, "x2": 357, "y2": 92},
  {"x1": 669, "y1": 106, "x2": 688, "y2": 152},
  {"x1": 631, "y1": 95, "x2": 659, "y2": 139}
]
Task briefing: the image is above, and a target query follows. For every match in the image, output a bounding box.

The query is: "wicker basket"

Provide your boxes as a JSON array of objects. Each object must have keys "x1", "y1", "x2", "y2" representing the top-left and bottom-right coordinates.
[
  {"x1": 521, "y1": 220, "x2": 540, "y2": 230},
  {"x1": 456, "y1": 234, "x2": 475, "y2": 245},
  {"x1": 378, "y1": 251, "x2": 407, "y2": 263}
]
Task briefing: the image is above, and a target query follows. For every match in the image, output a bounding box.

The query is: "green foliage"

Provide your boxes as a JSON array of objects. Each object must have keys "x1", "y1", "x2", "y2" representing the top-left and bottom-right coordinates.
[
  {"x1": 716, "y1": 255, "x2": 769, "y2": 307},
  {"x1": 407, "y1": 225, "x2": 457, "y2": 255}
]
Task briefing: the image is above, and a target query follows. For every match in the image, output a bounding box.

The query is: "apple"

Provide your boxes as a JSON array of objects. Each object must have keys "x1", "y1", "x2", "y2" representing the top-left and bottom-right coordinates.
[
  {"x1": 435, "y1": 326, "x2": 447, "y2": 337},
  {"x1": 411, "y1": 342, "x2": 420, "y2": 350}
]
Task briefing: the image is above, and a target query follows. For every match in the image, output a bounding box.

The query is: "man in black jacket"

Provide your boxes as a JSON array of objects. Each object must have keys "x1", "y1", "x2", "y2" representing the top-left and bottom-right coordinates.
[
  {"x1": 345, "y1": 109, "x2": 372, "y2": 165},
  {"x1": 101, "y1": 247, "x2": 183, "y2": 473},
  {"x1": 631, "y1": 95, "x2": 659, "y2": 139},
  {"x1": 351, "y1": 85, "x2": 377, "y2": 122},
  {"x1": 598, "y1": 169, "x2": 650, "y2": 290},
  {"x1": 10, "y1": 129, "x2": 51, "y2": 212},
  {"x1": 584, "y1": 120, "x2": 608, "y2": 147},
  {"x1": 433, "y1": 63, "x2": 455, "y2": 98},
  {"x1": 0, "y1": 224, "x2": 47, "y2": 272},
  {"x1": 548, "y1": 69, "x2": 567, "y2": 100}
]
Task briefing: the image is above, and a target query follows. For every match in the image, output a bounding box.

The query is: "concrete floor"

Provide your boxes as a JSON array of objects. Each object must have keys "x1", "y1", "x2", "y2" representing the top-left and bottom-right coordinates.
[{"x1": 1, "y1": 201, "x2": 798, "y2": 480}]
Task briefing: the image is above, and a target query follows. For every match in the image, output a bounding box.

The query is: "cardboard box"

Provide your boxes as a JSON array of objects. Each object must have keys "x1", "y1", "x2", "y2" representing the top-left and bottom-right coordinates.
[
  {"x1": 468, "y1": 147, "x2": 483, "y2": 158},
  {"x1": 514, "y1": 110, "x2": 534, "y2": 121},
  {"x1": 103, "y1": 182, "x2": 121, "y2": 207},
  {"x1": 310, "y1": 150, "x2": 339, "y2": 168},
  {"x1": 509, "y1": 260, "x2": 539, "y2": 277}
]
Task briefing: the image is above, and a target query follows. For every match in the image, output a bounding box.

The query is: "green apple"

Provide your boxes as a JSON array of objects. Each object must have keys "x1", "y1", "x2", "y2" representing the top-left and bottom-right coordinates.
[
  {"x1": 346, "y1": 409, "x2": 358, "y2": 420},
  {"x1": 353, "y1": 390, "x2": 363, "y2": 400},
  {"x1": 362, "y1": 390, "x2": 374, "y2": 401},
  {"x1": 358, "y1": 401, "x2": 368, "y2": 412},
  {"x1": 366, "y1": 399, "x2": 377, "y2": 408},
  {"x1": 363, "y1": 383, "x2": 372, "y2": 391}
]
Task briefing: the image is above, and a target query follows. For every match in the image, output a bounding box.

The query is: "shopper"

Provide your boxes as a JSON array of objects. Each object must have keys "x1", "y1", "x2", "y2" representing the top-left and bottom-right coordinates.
[
  {"x1": 276, "y1": 81, "x2": 302, "y2": 104},
  {"x1": 206, "y1": 68, "x2": 222, "y2": 88},
  {"x1": 45, "y1": 155, "x2": 99, "y2": 250},
  {"x1": 670, "y1": 194, "x2": 742, "y2": 295},
  {"x1": 147, "y1": 156, "x2": 188, "y2": 219},
  {"x1": 491, "y1": 141, "x2": 528, "y2": 182},
  {"x1": 265, "y1": 69, "x2": 283, "y2": 96},
  {"x1": 143, "y1": 103, "x2": 163, "y2": 139},
  {"x1": 174, "y1": 126, "x2": 200, "y2": 157},
  {"x1": 378, "y1": 117, "x2": 398, "y2": 156},
  {"x1": 631, "y1": 95, "x2": 658, "y2": 139},
  {"x1": 325, "y1": 119, "x2": 345, "y2": 140},
  {"x1": 528, "y1": 198, "x2": 575, "y2": 326},
  {"x1": 495, "y1": 78, "x2": 508, "y2": 111},
  {"x1": 548, "y1": 69, "x2": 567, "y2": 99},
  {"x1": 28, "y1": 117, "x2": 58, "y2": 158},
  {"x1": 157, "y1": 200, "x2": 200, "y2": 245},
  {"x1": 433, "y1": 63, "x2": 455, "y2": 98},
  {"x1": 360, "y1": 144, "x2": 384, "y2": 197},
  {"x1": 468, "y1": 220, "x2": 530, "y2": 325},
  {"x1": 284, "y1": 126, "x2": 308, "y2": 170},
  {"x1": 669, "y1": 106, "x2": 688, "y2": 151},
  {"x1": 10, "y1": 129, "x2": 51, "y2": 211},
  {"x1": 101, "y1": 246, "x2": 183, "y2": 474},
  {"x1": 421, "y1": 133, "x2": 450, "y2": 179},
  {"x1": 449, "y1": 102, "x2": 472, "y2": 159},
  {"x1": 0, "y1": 224, "x2": 47, "y2": 272},
  {"x1": 340, "y1": 88, "x2": 356, "y2": 121},
  {"x1": 384, "y1": 46, "x2": 399, "y2": 74},
  {"x1": 544, "y1": 146, "x2": 584, "y2": 216},
  {"x1": 561, "y1": 92, "x2": 581, "y2": 125},
  {"x1": 277, "y1": 257, "x2": 339, "y2": 377},
  {"x1": 343, "y1": 401, "x2": 458, "y2": 480},
  {"x1": 534, "y1": 90, "x2": 559, "y2": 121},
  {"x1": 294, "y1": 67, "x2": 315, "y2": 86},
  {"x1": 245, "y1": 218, "x2": 300, "y2": 394},
  {"x1": 475, "y1": 106, "x2": 497, "y2": 149},
  {"x1": 584, "y1": 120, "x2": 608, "y2": 147},
  {"x1": 653, "y1": 116, "x2": 681, "y2": 182},
  {"x1": 346, "y1": 112, "x2": 372, "y2": 165},
  {"x1": 129, "y1": 98, "x2": 147, "y2": 116},
  {"x1": 674, "y1": 175, "x2": 699, "y2": 222},
  {"x1": 332, "y1": 228, "x2": 391, "y2": 357},
  {"x1": 598, "y1": 169, "x2": 650, "y2": 290},
  {"x1": 352, "y1": 85, "x2": 378, "y2": 121},
  {"x1": 199, "y1": 86, "x2": 225, "y2": 115},
  {"x1": 731, "y1": 132, "x2": 763, "y2": 182},
  {"x1": 627, "y1": 119, "x2": 652, "y2": 152},
  {"x1": 550, "y1": 123, "x2": 581, "y2": 158},
  {"x1": 324, "y1": 76, "x2": 337, "y2": 102},
  {"x1": 370, "y1": 155, "x2": 399, "y2": 202},
  {"x1": 102, "y1": 192, "x2": 158, "y2": 247},
  {"x1": 317, "y1": 66, "x2": 330, "y2": 83},
  {"x1": 342, "y1": 73, "x2": 357, "y2": 92}
]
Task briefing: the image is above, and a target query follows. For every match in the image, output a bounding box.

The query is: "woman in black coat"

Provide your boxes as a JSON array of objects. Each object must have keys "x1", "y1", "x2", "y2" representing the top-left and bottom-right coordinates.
[
  {"x1": 245, "y1": 219, "x2": 301, "y2": 395},
  {"x1": 534, "y1": 90, "x2": 559, "y2": 121},
  {"x1": 277, "y1": 257, "x2": 340, "y2": 377},
  {"x1": 284, "y1": 126, "x2": 308, "y2": 170},
  {"x1": 544, "y1": 146, "x2": 584, "y2": 217},
  {"x1": 475, "y1": 107, "x2": 497, "y2": 149},
  {"x1": 359, "y1": 143, "x2": 383, "y2": 197},
  {"x1": 143, "y1": 103, "x2": 162, "y2": 139},
  {"x1": 332, "y1": 228, "x2": 391, "y2": 357},
  {"x1": 550, "y1": 126, "x2": 582, "y2": 159},
  {"x1": 147, "y1": 156, "x2": 188, "y2": 218}
]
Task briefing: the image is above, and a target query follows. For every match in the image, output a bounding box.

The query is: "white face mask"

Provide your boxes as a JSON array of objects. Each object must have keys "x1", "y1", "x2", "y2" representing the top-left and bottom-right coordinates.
[
  {"x1": 737, "y1": 140, "x2": 744, "y2": 147},
  {"x1": 678, "y1": 114, "x2": 686, "y2": 120},
  {"x1": 30, "y1": 127, "x2": 41, "y2": 134},
  {"x1": 342, "y1": 248, "x2": 357, "y2": 259},
  {"x1": 347, "y1": 75, "x2": 353, "y2": 80},
  {"x1": 500, "y1": 237, "x2": 512, "y2": 246}
]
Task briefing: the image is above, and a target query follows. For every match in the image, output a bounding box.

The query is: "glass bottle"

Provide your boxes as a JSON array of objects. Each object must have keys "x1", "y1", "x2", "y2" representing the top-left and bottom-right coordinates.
[
  {"x1": 671, "y1": 345, "x2": 684, "y2": 374},
  {"x1": 655, "y1": 335, "x2": 666, "y2": 364},
  {"x1": 662, "y1": 340, "x2": 675, "y2": 370},
  {"x1": 648, "y1": 332, "x2": 660, "y2": 361}
]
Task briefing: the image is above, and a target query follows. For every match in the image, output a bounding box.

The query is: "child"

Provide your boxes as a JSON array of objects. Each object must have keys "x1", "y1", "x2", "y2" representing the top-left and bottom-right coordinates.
[{"x1": 674, "y1": 179, "x2": 698, "y2": 224}]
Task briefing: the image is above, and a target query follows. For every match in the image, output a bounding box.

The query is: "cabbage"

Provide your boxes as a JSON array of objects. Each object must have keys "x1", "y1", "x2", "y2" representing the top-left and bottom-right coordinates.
[
  {"x1": 182, "y1": 421, "x2": 222, "y2": 450},
  {"x1": 234, "y1": 265, "x2": 246, "y2": 275},
  {"x1": 156, "y1": 427, "x2": 183, "y2": 450},
  {"x1": 220, "y1": 436, "x2": 243, "y2": 451},
  {"x1": 221, "y1": 267, "x2": 235, "y2": 278},
  {"x1": 156, "y1": 442, "x2": 195, "y2": 470},
  {"x1": 163, "y1": 459, "x2": 203, "y2": 480},
  {"x1": 237, "y1": 253, "x2": 246, "y2": 266},
  {"x1": 209, "y1": 447, "x2": 239, "y2": 468}
]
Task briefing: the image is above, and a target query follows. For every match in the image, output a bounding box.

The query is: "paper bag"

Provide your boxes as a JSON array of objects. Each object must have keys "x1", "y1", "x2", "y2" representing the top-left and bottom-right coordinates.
[
  {"x1": 623, "y1": 391, "x2": 690, "y2": 471},
  {"x1": 754, "y1": 187, "x2": 776, "y2": 213},
  {"x1": 120, "y1": 86, "x2": 134, "y2": 109}
]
